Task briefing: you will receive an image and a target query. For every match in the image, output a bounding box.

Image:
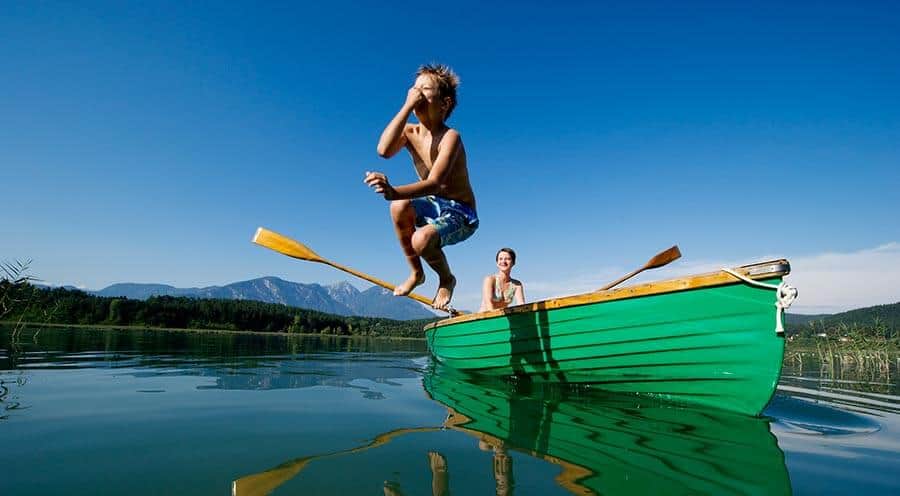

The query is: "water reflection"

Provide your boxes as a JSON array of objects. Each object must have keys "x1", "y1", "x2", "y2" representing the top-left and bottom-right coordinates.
[
  {"x1": 0, "y1": 371, "x2": 28, "y2": 419},
  {"x1": 233, "y1": 364, "x2": 793, "y2": 495},
  {"x1": 4, "y1": 326, "x2": 897, "y2": 494},
  {"x1": 424, "y1": 365, "x2": 792, "y2": 495},
  {"x1": 1, "y1": 326, "x2": 426, "y2": 370},
  {"x1": 0, "y1": 326, "x2": 429, "y2": 418},
  {"x1": 782, "y1": 351, "x2": 899, "y2": 398}
]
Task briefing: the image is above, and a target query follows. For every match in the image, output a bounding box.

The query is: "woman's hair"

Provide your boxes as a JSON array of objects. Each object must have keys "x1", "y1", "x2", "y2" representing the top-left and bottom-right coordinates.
[{"x1": 496, "y1": 247, "x2": 516, "y2": 264}]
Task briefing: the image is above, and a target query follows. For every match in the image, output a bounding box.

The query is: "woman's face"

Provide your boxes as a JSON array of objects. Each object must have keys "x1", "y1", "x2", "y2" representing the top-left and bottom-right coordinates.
[{"x1": 496, "y1": 252, "x2": 515, "y2": 272}]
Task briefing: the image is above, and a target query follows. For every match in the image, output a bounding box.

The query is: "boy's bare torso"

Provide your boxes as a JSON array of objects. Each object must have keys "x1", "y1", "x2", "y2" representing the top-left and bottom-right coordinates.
[{"x1": 404, "y1": 123, "x2": 476, "y2": 211}]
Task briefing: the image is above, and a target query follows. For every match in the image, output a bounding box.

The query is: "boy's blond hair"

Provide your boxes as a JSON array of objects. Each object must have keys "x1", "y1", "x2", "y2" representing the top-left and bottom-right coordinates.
[{"x1": 417, "y1": 63, "x2": 460, "y2": 119}]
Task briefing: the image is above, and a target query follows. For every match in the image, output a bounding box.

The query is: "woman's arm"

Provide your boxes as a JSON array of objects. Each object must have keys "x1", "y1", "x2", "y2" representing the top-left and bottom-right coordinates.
[
  {"x1": 480, "y1": 275, "x2": 494, "y2": 312},
  {"x1": 513, "y1": 281, "x2": 525, "y2": 305}
]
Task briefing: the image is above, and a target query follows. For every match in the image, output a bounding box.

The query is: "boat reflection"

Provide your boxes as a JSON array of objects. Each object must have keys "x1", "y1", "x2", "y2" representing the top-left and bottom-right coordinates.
[
  {"x1": 425, "y1": 365, "x2": 792, "y2": 495},
  {"x1": 232, "y1": 364, "x2": 791, "y2": 495}
]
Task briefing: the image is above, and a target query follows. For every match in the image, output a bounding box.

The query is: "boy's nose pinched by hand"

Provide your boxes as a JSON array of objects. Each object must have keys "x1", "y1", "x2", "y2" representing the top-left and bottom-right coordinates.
[{"x1": 406, "y1": 86, "x2": 425, "y2": 107}]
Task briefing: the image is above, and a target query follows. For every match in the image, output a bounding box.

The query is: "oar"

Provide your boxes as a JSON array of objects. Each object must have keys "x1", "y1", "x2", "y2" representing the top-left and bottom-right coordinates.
[
  {"x1": 252, "y1": 227, "x2": 451, "y2": 312},
  {"x1": 597, "y1": 245, "x2": 682, "y2": 291}
]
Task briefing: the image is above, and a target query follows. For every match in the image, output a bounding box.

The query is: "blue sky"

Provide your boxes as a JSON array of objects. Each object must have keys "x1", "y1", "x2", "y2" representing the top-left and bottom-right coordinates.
[{"x1": 3, "y1": 1, "x2": 898, "y2": 313}]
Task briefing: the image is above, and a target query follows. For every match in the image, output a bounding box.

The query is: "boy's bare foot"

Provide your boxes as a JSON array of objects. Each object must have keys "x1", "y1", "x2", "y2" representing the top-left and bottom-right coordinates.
[
  {"x1": 432, "y1": 275, "x2": 456, "y2": 310},
  {"x1": 394, "y1": 272, "x2": 425, "y2": 296}
]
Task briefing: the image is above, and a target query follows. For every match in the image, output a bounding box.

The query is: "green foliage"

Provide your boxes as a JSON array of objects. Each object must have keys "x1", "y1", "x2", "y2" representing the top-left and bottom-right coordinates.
[
  {"x1": 785, "y1": 302, "x2": 900, "y2": 339},
  {"x1": 1, "y1": 260, "x2": 56, "y2": 337},
  {"x1": 2, "y1": 284, "x2": 436, "y2": 337},
  {"x1": 1, "y1": 259, "x2": 35, "y2": 319}
]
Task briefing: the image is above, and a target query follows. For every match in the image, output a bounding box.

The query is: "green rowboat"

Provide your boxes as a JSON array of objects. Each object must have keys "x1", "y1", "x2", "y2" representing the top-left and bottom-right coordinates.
[
  {"x1": 425, "y1": 260, "x2": 797, "y2": 416},
  {"x1": 250, "y1": 229, "x2": 796, "y2": 416}
]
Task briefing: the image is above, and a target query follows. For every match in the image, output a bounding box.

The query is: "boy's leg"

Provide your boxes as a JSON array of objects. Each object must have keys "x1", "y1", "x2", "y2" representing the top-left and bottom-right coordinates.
[
  {"x1": 390, "y1": 199, "x2": 425, "y2": 296},
  {"x1": 412, "y1": 225, "x2": 455, "y2": 309}
]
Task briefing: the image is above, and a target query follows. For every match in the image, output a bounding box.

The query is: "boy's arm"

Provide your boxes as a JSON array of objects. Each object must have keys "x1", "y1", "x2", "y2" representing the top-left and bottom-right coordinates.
[{"x1": 376, "y1": 88, "x2": 423, "y2": 158}]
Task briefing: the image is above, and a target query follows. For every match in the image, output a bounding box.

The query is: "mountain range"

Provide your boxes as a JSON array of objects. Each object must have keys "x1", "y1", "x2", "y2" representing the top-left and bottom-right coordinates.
[{"x1": 89, "y1": 277, "x2": 437, "y2": 320}]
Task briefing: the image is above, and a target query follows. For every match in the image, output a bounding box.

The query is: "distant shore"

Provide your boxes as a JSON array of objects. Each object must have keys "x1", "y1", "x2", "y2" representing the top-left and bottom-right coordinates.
[{"x1": 0, "y1": 321, "x2": 428, "y2": 341}]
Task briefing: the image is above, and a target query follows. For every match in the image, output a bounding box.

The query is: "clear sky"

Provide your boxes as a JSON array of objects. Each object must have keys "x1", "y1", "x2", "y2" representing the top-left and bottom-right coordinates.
[{"x1": 3, "y1": 1, "x2": 898, "y2": 314}]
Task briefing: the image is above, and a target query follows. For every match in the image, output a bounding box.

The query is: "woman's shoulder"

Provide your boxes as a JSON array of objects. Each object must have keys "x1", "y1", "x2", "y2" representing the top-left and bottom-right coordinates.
[{"x1": 510, "y1": 278, "x2": 524, "y2": 287}]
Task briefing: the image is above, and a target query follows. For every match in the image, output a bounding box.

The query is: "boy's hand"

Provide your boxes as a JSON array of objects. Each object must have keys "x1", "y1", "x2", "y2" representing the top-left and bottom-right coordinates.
[
  {"x1": 404, "y1": 86, "x2": 424, "y2": 109},
  {"x1": 364, "y1": 171, "x2": 398, "y2": 200}
]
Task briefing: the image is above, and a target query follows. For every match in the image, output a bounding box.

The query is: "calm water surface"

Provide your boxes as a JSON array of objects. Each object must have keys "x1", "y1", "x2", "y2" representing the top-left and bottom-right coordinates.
[{"x1": 2, "y1": 325, "x2": 898, "y2": 495}]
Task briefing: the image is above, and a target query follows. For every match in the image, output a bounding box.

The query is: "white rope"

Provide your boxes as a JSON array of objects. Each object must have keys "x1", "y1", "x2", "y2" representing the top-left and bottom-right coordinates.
[{"x1": 720, "y1": 268, "x2": 798, "y2": 335}]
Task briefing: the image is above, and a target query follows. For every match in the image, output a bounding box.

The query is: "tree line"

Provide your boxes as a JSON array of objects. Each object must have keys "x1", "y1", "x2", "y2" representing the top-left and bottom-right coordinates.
[
  {"x1": 0, "y1": 282, "x2": 436, "y2": 337},
  {"x1": 785, "y1": 302, "x2": 900, "y2": 340}
]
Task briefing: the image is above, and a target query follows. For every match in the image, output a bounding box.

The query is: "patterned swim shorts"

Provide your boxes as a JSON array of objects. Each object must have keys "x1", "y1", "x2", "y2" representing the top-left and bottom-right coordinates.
[{"x1": 411, "y1": 196, "x2": 479, "y2": 247}]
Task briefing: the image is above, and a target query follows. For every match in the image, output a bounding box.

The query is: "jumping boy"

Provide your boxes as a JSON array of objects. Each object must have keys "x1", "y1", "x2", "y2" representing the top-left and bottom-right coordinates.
[{"x1": 364, "y1": 64, "x2": 478, "y2": 310}]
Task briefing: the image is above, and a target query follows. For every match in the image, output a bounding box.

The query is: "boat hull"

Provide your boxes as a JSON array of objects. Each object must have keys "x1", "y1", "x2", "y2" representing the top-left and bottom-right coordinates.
[{"x1": 425, "y1": 266, "x2": 788, "y2": 416}]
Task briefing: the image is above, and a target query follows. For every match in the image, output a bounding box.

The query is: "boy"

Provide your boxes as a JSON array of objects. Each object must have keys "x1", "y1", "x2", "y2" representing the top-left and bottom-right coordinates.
[{"x1": 364, "y1": 64, "x2": 478, "y2": 310}]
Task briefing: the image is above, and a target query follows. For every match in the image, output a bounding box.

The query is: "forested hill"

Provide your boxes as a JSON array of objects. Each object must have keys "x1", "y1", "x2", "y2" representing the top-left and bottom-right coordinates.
[
  {"x1": 2, "y1": 284, "x2": 437, "y2": 337},
  {"x1": 88, "y1": 277, "x2": 436, "y2": 320},
  {"x1": 786, "y1": 302, "x2": 900, "y2": 336}
]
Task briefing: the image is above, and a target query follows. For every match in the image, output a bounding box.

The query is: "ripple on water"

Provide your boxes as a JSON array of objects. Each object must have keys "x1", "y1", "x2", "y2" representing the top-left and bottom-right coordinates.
[{"x1": 765, "y1": 394, "x2": 883, "y2": 436}]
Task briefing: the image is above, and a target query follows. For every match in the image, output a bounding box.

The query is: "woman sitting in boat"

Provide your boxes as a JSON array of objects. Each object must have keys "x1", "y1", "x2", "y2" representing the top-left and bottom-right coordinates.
[{"x1": 479, "y1": 248, "x2": 525, "y2": 312}]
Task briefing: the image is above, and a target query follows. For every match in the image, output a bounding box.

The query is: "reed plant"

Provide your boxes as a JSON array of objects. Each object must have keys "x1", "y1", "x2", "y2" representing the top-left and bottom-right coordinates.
[
  {"x1": 783, "y1": 319, "x2": 897, "y2": 393},
  {"x1": 1, "y1": 259, "x2": 36, "y2": 335},
  {"x1": 0, "y1": 259, "x2": 58, "y2": 342},
  {"x1": 822, "y1": 326, "x2": 893, "y2": 391}
]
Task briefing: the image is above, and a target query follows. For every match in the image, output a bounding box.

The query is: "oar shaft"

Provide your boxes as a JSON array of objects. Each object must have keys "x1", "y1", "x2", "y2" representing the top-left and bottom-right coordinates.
[
  {"x1": 325, "y1": 260, "x2": 435, "y2": 308},
  {"x1": 597, "y1": 245, "x2": 681, "y2": 292},
  {"x1": 598, "y1": 268, "x2": 641, "y2": 291}
]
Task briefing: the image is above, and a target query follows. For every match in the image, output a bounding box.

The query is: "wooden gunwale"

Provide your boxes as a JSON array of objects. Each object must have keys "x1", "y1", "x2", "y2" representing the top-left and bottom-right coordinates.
[{"x1": 425, "y1": 259, "x2": 790, "y2": 330}]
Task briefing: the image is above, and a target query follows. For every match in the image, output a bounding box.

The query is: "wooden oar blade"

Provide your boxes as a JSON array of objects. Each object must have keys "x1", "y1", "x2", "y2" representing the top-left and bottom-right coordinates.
[
  {"x1": 645, "y1": 245, "x2": 681, "y2": 270},
  {"x1": 253, "y1": 227, "x2": 324, "y2": 263},
  {"x1": 596, "y1": 244, "x2": 682, "y2": 291}
]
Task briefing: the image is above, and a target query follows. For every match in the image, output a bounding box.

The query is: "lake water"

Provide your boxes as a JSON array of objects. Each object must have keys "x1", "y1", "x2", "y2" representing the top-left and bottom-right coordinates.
[{"x1": 2, "y1": 325, "x2": 898, "y2": 495}]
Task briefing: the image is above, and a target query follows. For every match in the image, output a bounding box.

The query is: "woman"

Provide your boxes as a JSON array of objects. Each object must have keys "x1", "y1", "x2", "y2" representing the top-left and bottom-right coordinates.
[{"x1": 480, "y1": 248, "x2": 525, "y2": 312}]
